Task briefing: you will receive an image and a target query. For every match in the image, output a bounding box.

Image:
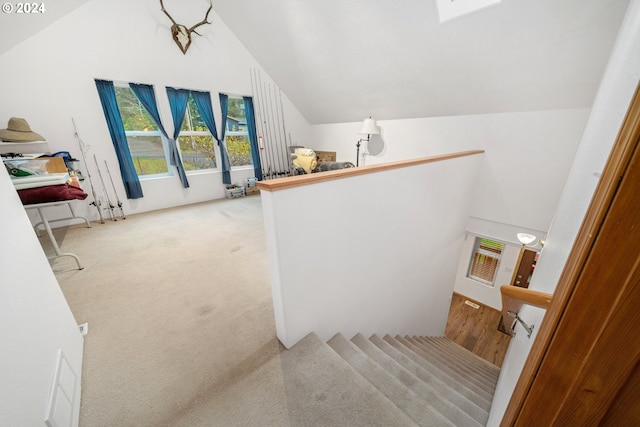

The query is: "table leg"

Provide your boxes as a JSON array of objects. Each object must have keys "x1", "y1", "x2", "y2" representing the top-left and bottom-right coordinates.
[{"x1": 36, "y1": 207, "x2": 83, "y2": 270}]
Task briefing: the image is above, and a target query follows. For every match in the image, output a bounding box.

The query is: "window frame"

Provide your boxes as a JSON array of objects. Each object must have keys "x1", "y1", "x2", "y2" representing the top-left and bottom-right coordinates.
[
  {"x1": 467, "y1": 236, "x2": 504, "y2": 286},
  {"x1": 224, "y1": 96, "x2": 253, "y2": 169},
  {"x1": 113, "y1": 83, "x2": 172, "y2": 180},
  {"x1": 176, "y1": 94, "x2": 219, "y2": 173}
]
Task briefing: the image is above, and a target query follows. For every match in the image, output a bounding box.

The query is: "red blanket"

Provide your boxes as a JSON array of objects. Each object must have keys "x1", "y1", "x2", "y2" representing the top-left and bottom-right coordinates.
[{"x1": 18, "y1": 184, "x2": 88, "y2": 205}]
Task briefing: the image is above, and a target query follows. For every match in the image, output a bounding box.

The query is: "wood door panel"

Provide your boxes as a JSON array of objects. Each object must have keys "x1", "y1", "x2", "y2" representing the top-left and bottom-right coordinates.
[
  {"x1": 516, "y1": 129, "x2": 640, "y2": 426},
  {"x1": 600, "y1": 359, "x2": 640, "y2": 426},
  {"x1": 503, "y1": 83, "x2": 640, "y2": 426}
]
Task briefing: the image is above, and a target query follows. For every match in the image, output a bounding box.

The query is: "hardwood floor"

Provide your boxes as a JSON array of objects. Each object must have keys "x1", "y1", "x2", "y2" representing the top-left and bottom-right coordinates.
[{"x1": 445, "y1": 292, "x2": 511, "y2": 367}]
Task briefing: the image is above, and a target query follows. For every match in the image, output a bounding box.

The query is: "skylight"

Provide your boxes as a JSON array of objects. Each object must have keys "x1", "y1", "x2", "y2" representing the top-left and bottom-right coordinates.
[{"x1": 435, "y1": 0, "x2": 501, "y2": 23}]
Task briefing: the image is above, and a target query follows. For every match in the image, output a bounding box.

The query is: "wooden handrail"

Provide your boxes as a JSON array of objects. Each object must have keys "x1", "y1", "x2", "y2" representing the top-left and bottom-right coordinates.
[
  {"x1": 501, "y1": 285, "x2": 552, "y2": 309},
  {"x1": 256, "y1": 150, "x2": 484, "y2": 192},
  {"x1": 500, "y1": 285, "x2": 553, "y2": 335}
]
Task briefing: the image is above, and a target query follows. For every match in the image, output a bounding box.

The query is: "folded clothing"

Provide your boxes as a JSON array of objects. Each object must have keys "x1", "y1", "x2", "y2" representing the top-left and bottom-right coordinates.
[
  {"x1": 18, "y1": 183, "x2": 88, "y2": 205},
  {"x1": 291, "y1": 149, "x2": 317, "y2": 174},
  {"x1": 11, "y1": 173, "x2": 70, "y2": 190}
]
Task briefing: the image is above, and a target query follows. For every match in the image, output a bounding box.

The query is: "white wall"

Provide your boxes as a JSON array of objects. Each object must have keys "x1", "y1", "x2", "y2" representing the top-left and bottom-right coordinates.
[
  {"x1": 261, "y1": 153, "x2": 483, "y2": 348},
  {"x1": 313, "y1": 110, "x2": 586, "y2": 309},
  {"x1": 0, "y1": 0, "x2": 311, "y2": 222},
  {"x1": 453, "y1": 237, "x2": 522, "y2": 310},
  {"x1": 312, "y1": 109, "x2": 588, "y2": 234},
  {"x1": 487, "y1": 1, "x2": 640, "y2": 424},
  {"x1": 0, "y1": 166, "x2": 85, "y2": 426}
]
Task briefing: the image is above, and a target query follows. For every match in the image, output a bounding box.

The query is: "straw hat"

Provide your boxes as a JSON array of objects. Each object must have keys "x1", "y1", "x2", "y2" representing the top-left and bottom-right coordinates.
[{"x1": 0, "y1": 117, "x2": 45, "y2": 142}]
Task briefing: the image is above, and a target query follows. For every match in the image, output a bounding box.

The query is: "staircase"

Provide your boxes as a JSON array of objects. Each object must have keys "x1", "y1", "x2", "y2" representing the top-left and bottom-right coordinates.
[{"x1": 280, "y1": 332, "x2": 499, "y2": 426}]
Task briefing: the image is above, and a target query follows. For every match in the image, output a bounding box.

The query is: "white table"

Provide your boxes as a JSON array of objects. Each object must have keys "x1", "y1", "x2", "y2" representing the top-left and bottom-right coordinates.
[{"x1": 24, "y1": 200, "x2": 91, "y2": 270}]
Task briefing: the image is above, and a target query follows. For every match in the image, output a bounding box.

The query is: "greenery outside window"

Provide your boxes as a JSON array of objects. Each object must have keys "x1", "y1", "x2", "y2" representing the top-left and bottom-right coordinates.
[
  {"x1": 468, "y1": 237, "x2": 504, "y2": 286},
  {"x1": 114, "y1": 85, "x2": 169, "y2": 177},
  {"x1": 179, "y1": 95, "x2": 217, "y2": 171},
  {"x1": 225, "y1": 97, "x2": 253, "y2": 167}
]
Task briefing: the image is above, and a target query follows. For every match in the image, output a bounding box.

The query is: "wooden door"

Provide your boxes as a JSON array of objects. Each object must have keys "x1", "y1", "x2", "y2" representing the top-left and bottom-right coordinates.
[
  {"x1": 501, "y1": 83, "x2": 640, "y2": 426},
  {"x1": 510, "y1": 249, "x2": 537, "y2": 288}
]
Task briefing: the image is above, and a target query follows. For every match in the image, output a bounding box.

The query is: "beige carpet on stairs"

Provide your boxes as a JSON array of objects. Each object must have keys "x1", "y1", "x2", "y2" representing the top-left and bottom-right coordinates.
[{"x1": 45, "y1": 196, "x2": 497, "y2": 426}]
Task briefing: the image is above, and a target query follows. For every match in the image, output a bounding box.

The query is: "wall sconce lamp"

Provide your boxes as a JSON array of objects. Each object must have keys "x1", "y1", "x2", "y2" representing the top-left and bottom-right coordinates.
[
  {"x1": 356, "y1": 117, "x2": 379, "y2": 166},
  {"x1": 517, "y1": 232, "x2": 545, "y2": 248}
]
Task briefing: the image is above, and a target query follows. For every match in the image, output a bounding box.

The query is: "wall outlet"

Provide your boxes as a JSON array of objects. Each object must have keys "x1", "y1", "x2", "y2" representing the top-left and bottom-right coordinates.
[{"x1": 78, "y1": 323, "x2": 88, "y2": 336}]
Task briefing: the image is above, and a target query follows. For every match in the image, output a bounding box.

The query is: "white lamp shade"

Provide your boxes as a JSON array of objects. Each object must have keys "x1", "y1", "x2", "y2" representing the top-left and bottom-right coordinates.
[
  {"x1": 358, "y1": 118, "x2": 379, "y2": 135},
  {"x1": 517, "y1": 233, "x2": 537, "y2": 246}
]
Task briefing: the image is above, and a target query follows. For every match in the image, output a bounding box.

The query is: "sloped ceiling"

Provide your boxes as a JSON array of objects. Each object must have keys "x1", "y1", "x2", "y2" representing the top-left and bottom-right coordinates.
[
  {"x1": 0, "y1": 0, "x2": 88, "y2": 56},
  {"x1": 212, "y1": 0, "x2": 630, "y2": 124},
  {"x1": 0, "y1": 0, "x2": 630, "y2": 125}
]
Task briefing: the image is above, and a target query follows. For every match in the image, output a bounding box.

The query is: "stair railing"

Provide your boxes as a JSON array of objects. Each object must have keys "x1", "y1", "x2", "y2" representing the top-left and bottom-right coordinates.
[{"x1": 500, "y1": 285, "x2": 553, "y2": 338}]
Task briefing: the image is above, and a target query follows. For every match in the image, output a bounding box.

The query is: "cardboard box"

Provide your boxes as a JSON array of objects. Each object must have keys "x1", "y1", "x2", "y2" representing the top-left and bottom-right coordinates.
[
  {"x1": 315, "y1": 150, "x2": 337, "y2": 163},
  {"x1": 245, "y1": 186, "x2": 260, "y2": 196}
]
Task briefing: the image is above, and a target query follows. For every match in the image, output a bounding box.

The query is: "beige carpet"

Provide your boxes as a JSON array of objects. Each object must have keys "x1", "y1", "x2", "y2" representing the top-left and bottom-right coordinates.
[
  {"x1": 42, "y1": 195, "x2": 500, "y2": 426},
  {"x1": 50, "y1": 195, "x2": 293, "y2": 426}
]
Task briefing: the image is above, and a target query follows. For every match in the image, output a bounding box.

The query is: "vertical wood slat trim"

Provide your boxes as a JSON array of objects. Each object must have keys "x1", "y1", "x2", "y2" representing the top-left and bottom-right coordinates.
[{"x1": 500, "y1": 82, "x2": 640, "y2": 426}]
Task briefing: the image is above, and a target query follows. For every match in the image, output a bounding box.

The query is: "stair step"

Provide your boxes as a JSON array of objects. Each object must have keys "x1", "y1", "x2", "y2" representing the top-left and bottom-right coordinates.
[
  {"x1": 370, "y1": 334, "x2": 492, "y2": 412},
  {"x1": 327, "y1": 333, "x2": 456, "y2": 427},
  {"x1": 403, "y1": 337, "x2": 497, "y2": 392},
  {"x1": 379, "y1": 335, "x2": 493, "y2": 410},
  {"x1": 281, "y1": 332, "x2": 419, "y2": 426},
  {"x1": 393, "y1": 336, "x2": 495, "y2": 400},
  {"x1": 418, "y1": 337, "x2": 500, "y2": 378},
  {"x1": 351, "y1": 334, "x2": 488, "y2": 426}
]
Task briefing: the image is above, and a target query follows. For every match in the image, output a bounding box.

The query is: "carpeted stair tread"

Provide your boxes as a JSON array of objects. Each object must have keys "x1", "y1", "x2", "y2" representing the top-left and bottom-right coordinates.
[
  {"x1": 280, "y1": 332, "x2": 419, "y2": 426},
  {"x1": 369, "y1": 334, "x2": 492, "y2": 412},
  {"x1": 414, "y1": 337, "x2": 499, "y2": 380},
  {"x1": 380, "y1": 335, "x2": 493, "y2": 410},
  {"x1": 416, "y1": 338, "x2": 500, "y2": 391},
  {"x1": 351, "y1": 334, "x2": 488, "y2": 426},
  {"x1": 418, "y1": 337, "x2": 500, "y2": 378},
  {"x1": 327, "y1": 333, "x2": 455, "y2": 427},
  {"x1": 393, "y1": 336, "x2": 495, "y2": 400},
  {"x1": 403, "y1": 337, "x2": 497, "y2": 392}
]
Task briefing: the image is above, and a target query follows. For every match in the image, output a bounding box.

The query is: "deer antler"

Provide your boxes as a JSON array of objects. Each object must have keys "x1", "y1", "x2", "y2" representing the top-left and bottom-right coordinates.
[
  {"x1": 159, "y1": 0, "x2": 177, "y2": 26},
  {"x1": 159, "y1": 0, "x2": 213, "y2": 54},
  {"x1": 188, "y1": 2, "x2": 213, "y2": 36}
]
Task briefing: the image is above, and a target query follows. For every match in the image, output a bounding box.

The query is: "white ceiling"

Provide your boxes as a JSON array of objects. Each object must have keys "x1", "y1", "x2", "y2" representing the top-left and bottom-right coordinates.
[
  {"x1": 0, "y1": 0, "x2": 88, "y2": 56},
  {"x1": 0, "y1": 0, "x2": 630, "y2": 125},
  {"x1": 212, "y1": 0, "x2": 630, "y2": 124}
]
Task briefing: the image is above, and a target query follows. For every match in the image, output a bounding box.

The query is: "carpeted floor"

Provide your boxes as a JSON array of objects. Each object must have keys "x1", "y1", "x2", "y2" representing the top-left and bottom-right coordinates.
[{"x1": 49, "y1": 195, "x2": 293, "y2": 426}]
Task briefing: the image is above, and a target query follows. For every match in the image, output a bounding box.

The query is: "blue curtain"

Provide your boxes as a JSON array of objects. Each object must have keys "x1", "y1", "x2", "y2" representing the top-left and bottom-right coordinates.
[
  {"x1": 217, "y1": 93, "x2": 232, "y2": 185},
  {"x1": 243, "y1": 96, "x2": 263, "y2": 181},
  {"x1": 164, "y1": 87, "x2": 191, "y2": 188},
  {"x1": 133, "y1": 84, "x2": 189, "y2": 188},
  {"x1": 191, "y1": 90, "x2": 231, "y2": 184},
  {"x1": 94, "y1": 79, "x2": 143, "y2": 199}
]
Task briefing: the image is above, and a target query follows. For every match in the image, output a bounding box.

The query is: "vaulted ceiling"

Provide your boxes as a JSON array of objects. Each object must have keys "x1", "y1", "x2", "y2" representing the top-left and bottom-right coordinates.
[
  {"x1": 0, "y1": 0, "x2": 630, "y2": 125},
  {"x1": 212, "y1": 0, "x2": 630, "y2": 124}
]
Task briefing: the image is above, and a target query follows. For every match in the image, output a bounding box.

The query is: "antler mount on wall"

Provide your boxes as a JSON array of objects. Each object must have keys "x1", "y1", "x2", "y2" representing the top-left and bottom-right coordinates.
[{"x1": 160, "y1": 0, "x2": 212, "y2": 54}]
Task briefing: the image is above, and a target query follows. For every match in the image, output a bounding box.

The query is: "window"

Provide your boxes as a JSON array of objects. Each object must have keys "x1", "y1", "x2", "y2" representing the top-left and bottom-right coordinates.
[
  {"x1": 468, "y1": 237, "x2": 504, "y2": 285},
  {"x1": 178, "y1": 95, "x2": 217, "y2": 171},
  {"x1": 225, "y1": 97, "x2": 253, "y2": 167},
  {"x1": 114, "y1": 85, "x2": 169, "y2": 176}
]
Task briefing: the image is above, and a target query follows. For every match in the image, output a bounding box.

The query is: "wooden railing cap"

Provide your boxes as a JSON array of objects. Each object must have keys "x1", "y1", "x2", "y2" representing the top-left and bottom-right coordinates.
[
  {"x1": 256, "y1": 150, "x2": 484, "y2": 192},
  {"x1": 501, "y1": 285, "x2": 553, "y2": 310}
]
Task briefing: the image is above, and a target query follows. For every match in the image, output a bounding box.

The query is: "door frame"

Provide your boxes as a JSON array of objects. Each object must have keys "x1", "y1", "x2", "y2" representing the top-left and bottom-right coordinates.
[{"x1": 501, "y1": 82, "x2": 640, "y2": 425}]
